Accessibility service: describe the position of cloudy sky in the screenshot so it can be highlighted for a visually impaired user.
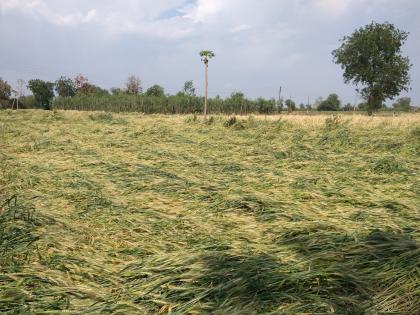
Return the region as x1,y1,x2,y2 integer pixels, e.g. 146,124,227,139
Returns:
1,0,419,105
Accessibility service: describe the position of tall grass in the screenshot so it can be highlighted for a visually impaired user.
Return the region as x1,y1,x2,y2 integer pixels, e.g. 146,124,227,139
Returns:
0,110,419,313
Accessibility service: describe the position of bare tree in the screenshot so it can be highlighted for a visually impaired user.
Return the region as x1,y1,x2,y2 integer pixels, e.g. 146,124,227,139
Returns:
126,75,142,95
16,79,25,109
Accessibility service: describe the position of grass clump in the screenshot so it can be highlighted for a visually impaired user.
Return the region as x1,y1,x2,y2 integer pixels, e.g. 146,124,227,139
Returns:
223,116,245,129
371,156,405,173
89,112,114,122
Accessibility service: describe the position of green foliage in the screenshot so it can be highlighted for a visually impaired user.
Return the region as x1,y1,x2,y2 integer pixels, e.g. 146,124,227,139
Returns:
318,93,341,111
27,79,55,109
0,77,12,100
145,85,165,97
18,95,38,109
256,98,276,114
55,76,76,97
199,50,215,62
52,93,277,114
110,87,124,95
358,102,368,111
90,85,110,96
182,80,196,96
343,103,353,111
285,99,296,112
392,97,411,112
333,22,411,114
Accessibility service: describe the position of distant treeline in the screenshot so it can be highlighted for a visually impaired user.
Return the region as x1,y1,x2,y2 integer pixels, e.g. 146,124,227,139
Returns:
0,75,417,114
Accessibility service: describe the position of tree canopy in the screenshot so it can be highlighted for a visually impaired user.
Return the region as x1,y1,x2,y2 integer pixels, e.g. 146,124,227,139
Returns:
332,22,411,115
318,93,341,111
145,85,165,97
55,76,76,97
27,79,55,109
200,50,215,65
0,78,12,100
183,80,196,96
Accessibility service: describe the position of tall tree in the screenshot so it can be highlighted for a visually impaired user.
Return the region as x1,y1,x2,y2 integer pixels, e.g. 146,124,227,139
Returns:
332,22,411,115
55,76,76,97
126,75,142,95
200,50,215,119
27,79,55,109
0,77,12,100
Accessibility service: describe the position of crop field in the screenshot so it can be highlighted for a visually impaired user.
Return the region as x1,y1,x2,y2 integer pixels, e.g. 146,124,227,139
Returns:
1,110,419,314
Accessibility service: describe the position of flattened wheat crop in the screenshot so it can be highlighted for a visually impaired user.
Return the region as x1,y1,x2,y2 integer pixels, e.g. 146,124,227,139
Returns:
1,110,419,314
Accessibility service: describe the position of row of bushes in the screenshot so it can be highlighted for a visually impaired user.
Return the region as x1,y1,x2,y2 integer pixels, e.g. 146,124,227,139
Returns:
52,94,278,114
0,96,40,110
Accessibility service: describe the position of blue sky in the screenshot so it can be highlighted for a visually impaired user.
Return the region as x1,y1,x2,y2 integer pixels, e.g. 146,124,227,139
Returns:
1,0,419,105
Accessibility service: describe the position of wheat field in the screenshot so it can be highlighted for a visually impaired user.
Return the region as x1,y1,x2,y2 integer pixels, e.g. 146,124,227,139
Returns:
1,110,419,314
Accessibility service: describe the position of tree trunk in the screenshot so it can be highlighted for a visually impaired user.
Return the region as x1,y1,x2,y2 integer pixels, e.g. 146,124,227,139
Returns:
367,94,373,116
204,63,208,120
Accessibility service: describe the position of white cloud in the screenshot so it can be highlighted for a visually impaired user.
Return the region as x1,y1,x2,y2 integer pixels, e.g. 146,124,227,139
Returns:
230,24,251,33
314,0,354,16
184,0,228,23
0,0,97,26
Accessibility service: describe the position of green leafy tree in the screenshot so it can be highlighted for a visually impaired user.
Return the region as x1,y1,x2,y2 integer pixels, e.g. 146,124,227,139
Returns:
183,80,196,96
257,97,276,114
285,99,296,112
392,97,411,112
55,76,76,97
318,93,341,111
145,85,165,97
332,22,411,115
0,77,12,100
27,79,55,109
200,50,215,119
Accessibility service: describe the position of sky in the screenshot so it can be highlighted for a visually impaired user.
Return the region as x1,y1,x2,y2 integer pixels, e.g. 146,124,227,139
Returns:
0,0,419,105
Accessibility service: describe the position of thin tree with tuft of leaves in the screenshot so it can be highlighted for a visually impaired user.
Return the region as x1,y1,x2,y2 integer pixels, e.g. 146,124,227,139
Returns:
200,50,215,120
